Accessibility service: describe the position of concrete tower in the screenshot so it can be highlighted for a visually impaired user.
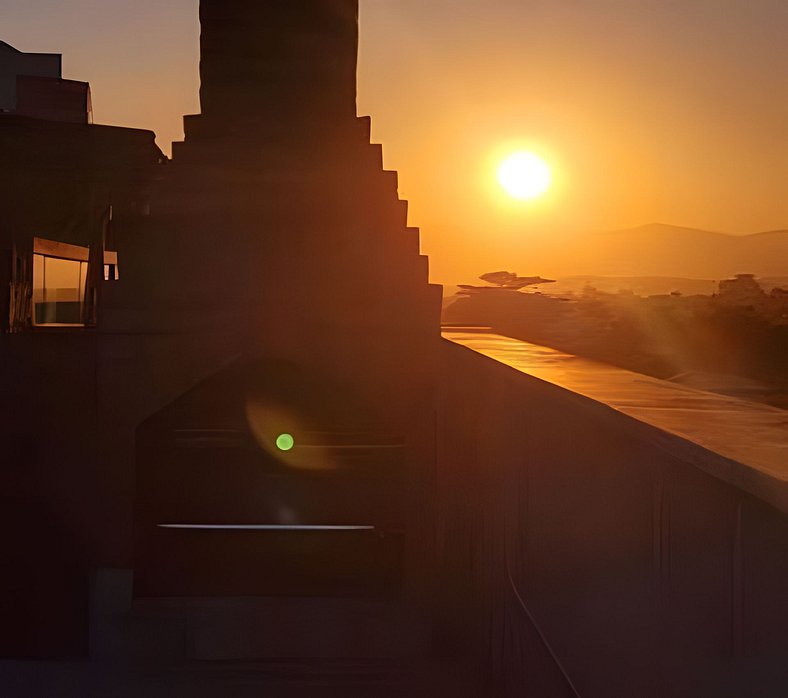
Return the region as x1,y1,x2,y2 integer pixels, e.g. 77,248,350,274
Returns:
99,0,441,602
106,0,441,406
197,0,360,140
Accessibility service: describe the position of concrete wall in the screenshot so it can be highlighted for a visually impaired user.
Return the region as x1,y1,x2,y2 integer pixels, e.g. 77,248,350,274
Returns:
0,333,98,658
437,340,788,697
0,118,162,657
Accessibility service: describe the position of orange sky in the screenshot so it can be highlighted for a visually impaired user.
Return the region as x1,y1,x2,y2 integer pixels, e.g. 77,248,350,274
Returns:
5,0,788,283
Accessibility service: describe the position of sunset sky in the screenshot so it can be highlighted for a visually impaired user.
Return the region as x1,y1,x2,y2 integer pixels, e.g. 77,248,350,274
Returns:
4,0,787,283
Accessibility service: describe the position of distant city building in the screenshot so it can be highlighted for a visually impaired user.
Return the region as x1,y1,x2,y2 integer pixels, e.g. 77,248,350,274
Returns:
717,272,766,306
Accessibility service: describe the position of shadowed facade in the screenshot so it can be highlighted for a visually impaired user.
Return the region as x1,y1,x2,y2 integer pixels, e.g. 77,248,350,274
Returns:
1,0,441,662
101,0,442,602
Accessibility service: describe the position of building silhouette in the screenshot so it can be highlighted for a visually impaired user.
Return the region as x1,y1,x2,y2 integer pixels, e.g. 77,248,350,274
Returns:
0,40,91,124
1,1,786,695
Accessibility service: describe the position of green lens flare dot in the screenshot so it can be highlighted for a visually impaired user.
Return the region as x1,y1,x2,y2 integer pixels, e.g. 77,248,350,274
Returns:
276,433,295,451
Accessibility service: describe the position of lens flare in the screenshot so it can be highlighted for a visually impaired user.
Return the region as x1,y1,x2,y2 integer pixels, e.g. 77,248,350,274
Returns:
245,395,335,470
276,433,295,451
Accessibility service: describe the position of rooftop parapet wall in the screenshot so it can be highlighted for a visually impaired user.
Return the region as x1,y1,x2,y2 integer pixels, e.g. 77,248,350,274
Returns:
15,75,91,124
438,331,788,696
443,330,788,514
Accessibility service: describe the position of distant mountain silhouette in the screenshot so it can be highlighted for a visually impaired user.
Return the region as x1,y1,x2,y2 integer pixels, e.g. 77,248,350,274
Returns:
538,224,788,279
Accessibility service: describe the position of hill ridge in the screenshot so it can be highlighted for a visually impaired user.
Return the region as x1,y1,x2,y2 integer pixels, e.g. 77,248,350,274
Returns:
531,223,788,279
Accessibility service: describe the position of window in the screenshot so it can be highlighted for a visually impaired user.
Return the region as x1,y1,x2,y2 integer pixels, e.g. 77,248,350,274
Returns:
104,250,119,282
32,239,89,326
31,238,120,327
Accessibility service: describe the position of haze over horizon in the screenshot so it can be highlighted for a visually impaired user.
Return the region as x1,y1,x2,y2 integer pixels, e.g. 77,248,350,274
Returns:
4,0,787,283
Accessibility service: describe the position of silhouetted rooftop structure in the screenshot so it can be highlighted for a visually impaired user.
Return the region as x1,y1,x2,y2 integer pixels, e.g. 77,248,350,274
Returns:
0,40,91,124
0,40,60,110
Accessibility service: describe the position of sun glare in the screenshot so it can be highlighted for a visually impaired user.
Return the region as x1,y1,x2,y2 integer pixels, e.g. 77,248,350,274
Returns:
497,151,552,201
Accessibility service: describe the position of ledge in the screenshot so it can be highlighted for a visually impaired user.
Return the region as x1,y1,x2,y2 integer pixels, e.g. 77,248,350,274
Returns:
443,330,788,514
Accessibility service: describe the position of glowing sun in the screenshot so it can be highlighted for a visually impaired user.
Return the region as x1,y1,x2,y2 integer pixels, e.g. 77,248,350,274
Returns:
497,151,552,200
